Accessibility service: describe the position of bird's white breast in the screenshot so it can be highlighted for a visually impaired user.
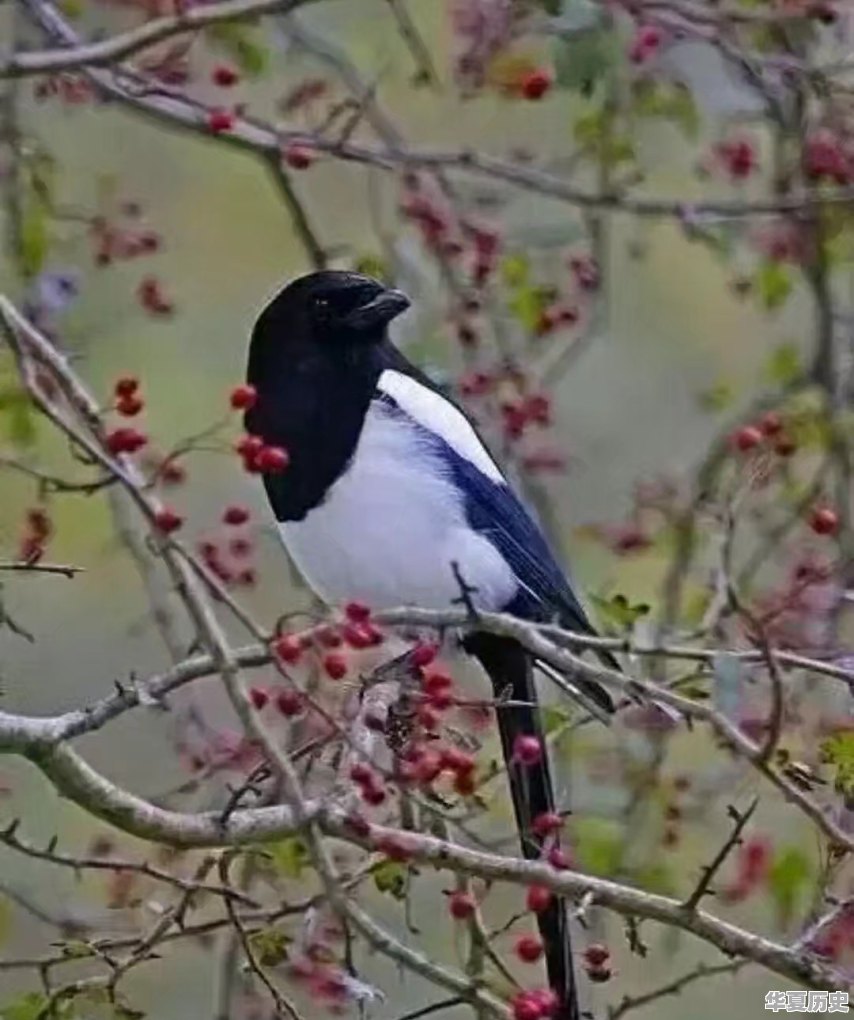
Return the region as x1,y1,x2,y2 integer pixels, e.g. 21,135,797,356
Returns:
278,395,516,612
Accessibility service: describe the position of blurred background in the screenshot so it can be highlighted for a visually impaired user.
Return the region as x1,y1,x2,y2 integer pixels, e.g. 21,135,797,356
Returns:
0,1,846,1017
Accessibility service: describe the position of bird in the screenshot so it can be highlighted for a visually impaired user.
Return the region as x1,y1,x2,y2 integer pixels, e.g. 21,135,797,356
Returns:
244,269,618,1020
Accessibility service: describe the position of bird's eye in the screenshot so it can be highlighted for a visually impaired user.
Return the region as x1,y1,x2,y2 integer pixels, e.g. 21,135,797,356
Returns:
314,297,330,312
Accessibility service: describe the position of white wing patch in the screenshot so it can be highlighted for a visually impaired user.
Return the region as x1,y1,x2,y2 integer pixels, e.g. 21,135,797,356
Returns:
377,369,504,484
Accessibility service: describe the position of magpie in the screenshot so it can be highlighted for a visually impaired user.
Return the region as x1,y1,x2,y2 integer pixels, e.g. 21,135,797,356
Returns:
245,270,617,1020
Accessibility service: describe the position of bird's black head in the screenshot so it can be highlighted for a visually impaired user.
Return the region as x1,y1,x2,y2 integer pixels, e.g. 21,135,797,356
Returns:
250,270,409,358
244,270,410,456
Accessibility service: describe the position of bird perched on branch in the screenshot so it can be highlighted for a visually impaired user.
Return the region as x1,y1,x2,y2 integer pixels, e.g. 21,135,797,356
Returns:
245,269,618,1020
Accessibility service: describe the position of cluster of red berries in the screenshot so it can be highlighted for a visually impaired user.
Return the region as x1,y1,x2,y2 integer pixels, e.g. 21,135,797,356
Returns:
91,213,160,267
231,384,290,472
18,506,52,564
114,375,144,417
500,393,552,441
106,377,149,457
349,761,387,806
730,411,796,458
396,740,476,795
197,504,257,587
249,683,304,718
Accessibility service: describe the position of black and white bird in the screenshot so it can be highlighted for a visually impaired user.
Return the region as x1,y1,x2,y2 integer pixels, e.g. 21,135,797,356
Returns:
245,270,617,1020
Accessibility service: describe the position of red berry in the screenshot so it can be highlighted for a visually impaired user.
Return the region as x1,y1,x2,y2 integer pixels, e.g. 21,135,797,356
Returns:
282,142,315,170
584,943,610,966
427,689,454,711
116,394,143,416
731,425,763,452
361,785,387,806
586,964,612,983
422,669,453,695
344,600,371,622
758,411,783,437
525,884,552,913
343,623,373,649
207,107,235,133
249,686,269,710
515,934,544,962
229,384,257,411
547,846,571,870
453,770,477,796
236,434,263,458
513,734,542,767
532,812,563,838
349,762,374,786
810,505,839,536
153,506,183,534
411,642,438,667
222,504,250,526
256,445,289,473
212,65,239,87
273,634,302,664
323,653,347,680
114,376,139,398
448,890,476,920
511,992,542,1020
275,687,303,717
439,746,475,775
106,427,147,454
529,989,558,1017
520,69,552,101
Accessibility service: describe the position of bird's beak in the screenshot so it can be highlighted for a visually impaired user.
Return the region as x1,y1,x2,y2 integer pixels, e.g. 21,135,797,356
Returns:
344,287,410,332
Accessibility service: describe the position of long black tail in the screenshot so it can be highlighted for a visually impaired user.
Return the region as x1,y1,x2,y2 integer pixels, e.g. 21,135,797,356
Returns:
464,633,583,1020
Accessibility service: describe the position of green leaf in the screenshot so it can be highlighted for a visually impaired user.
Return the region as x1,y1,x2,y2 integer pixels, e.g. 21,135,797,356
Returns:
756,261,792,311
768,846,811,925
508,284,548,332
542,705,570,735
207,24,269,77
372,859,408,900
821,732,854,795
554,28,615,95
248,926,291,967
269,837,309,879
765,342,802,386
